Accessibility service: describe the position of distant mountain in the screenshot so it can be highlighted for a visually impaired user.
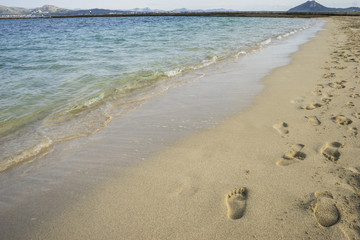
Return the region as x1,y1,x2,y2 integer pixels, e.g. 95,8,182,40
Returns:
0,5,31,15
0,4,71,16
32,5,71,14
130,8,156,12
71,8,129,15
171,8,231,13
0,4,236,17
288,0,360,12
61,7,234,15
35,5,69,13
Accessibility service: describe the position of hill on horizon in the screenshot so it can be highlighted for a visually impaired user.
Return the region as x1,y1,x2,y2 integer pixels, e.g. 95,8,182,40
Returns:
288,0,360,12
0,4,72,16
0,4,235,17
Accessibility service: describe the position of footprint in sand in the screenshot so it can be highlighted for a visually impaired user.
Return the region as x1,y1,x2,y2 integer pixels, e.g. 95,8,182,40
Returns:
312,89,322,96
312,84,324,96
320,142,343,162
329,81,346,89
301,103,322,110
290,97,305,104
346,102,355,108
226,187,247,220
348,127,358,137
334,65,347,70
313,191,340,227
273,122,289,137
353,113,360,119
323,73,336,79
305,116,321,126
276,144,306,166
331,115,352,126
321,96,332,104
350,93,360,98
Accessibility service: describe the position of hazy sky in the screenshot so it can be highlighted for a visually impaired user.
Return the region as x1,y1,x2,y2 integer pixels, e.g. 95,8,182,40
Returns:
1,0,359,11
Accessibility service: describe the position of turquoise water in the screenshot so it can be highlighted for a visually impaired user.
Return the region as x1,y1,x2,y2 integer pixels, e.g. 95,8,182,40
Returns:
0,16,315,171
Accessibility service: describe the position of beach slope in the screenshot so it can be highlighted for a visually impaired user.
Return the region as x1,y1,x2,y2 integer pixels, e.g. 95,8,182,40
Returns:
31,17,360,239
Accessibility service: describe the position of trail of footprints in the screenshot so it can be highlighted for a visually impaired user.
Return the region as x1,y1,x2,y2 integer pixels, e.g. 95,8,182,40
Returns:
267,22,360,233
226,20,360,236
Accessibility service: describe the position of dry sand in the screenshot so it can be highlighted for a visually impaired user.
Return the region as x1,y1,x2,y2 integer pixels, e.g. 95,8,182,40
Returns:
30,17,360,239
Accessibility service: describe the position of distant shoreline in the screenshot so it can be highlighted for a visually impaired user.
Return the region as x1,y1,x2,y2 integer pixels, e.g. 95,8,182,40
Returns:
1,11,360,19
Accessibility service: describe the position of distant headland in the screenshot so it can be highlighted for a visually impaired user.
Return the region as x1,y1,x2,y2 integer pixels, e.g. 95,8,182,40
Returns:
288,0,360,12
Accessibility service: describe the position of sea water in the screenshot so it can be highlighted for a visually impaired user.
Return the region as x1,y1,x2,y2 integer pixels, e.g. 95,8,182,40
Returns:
0,16,316,172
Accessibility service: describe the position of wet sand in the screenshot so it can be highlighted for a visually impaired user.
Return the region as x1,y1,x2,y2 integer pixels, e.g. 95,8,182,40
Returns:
3,17,360,239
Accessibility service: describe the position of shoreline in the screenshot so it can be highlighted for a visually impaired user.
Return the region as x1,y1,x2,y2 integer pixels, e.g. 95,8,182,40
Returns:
0,17,315,174
2,17,360,239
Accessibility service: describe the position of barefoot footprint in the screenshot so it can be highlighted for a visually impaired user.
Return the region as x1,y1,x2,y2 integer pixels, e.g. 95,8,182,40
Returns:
353,113,360,119
334,65,347,70
320,142,343,162
312,89,322,96
301,103,322,110
276,144,306,166
331,115,352,125
321,96,332,104
305,116,321,126
273,122,289,137
313,191,340,227
346,102,355,108
323,73,336,79
226,187,247,220
329,81,346,89
312,84,324,96
290,97,305,104
348,127,358,136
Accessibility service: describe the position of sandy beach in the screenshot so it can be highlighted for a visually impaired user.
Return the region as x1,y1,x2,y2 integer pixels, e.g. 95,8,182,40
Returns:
4,16,360,239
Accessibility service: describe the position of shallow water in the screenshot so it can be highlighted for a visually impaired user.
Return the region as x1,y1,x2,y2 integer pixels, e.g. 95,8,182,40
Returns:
0,16,316,172
0,18,325,219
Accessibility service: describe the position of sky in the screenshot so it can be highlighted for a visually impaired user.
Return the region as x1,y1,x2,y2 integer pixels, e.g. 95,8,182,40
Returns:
0,0,359,11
